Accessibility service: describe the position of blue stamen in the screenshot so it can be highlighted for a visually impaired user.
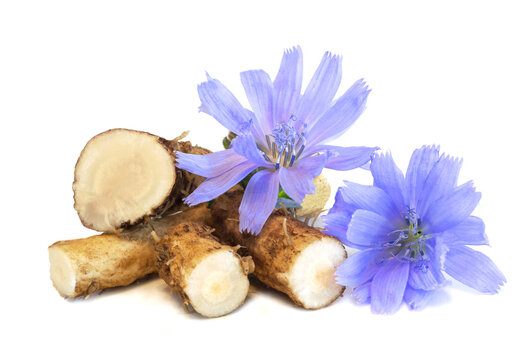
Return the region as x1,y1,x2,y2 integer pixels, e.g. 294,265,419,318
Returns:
415,260,430,273
385,207,432,264
263,118,306,169
266,135,272,151
294,144,305,161
271,140,278,159
289,154,296,167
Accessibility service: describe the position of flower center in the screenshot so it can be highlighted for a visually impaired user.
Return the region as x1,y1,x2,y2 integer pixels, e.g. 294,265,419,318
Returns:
385,208,432,271
259,115,306,169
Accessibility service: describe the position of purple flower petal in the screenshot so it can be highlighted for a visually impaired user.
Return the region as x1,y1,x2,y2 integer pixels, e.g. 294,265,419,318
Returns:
239,169,280,234
294,152,328,178
322,181,384,244
346,210,394,248
371,259,410,314
427,237,448,280
240,70,274,140
416,154,463,216
231,133,271,167
305,79,370,148
423,181,481,233
322,211,352,244
198,75,253,135
408,261,445,291
444,245,506,294
310,144,378,171
404,287,435,311
370,152,406,215
339,181,402,226
184,161,258,205
443,216,489,246
176,149,247,178
405,145,440,208
323,182,368,244
326,185,352,215
296,51,342,128
273,46,303,125
408,238,447,291
352,282,371,305
278,166,315,203
335,249,383,287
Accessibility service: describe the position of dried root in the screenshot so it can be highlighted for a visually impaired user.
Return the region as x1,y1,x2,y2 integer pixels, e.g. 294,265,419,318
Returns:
155,222,253,318
49,205,210,298
48,234,155,298
73,128,208,232
209,191,346,309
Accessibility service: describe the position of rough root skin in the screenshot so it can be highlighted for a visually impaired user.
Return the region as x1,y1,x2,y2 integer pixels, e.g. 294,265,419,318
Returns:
49,205,211,298
155,222,253,318
48,234,156,298
209,191,347,309
120,203,212,242
73,128,209,232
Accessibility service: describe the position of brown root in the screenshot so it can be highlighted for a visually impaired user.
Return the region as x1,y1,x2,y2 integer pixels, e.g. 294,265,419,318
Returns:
208,191,347,310
49,205,211,298
73,128,209,232
155,222,253,318
48,234,156,298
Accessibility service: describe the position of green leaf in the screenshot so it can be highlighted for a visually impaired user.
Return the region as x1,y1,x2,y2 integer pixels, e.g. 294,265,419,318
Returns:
278,188,292,200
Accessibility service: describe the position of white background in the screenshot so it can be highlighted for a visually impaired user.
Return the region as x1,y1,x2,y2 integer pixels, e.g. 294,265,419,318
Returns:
1,1,528,359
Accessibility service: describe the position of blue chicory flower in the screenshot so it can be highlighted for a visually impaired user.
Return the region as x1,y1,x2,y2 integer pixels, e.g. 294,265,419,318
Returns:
323,145,506,314
177,46,378,234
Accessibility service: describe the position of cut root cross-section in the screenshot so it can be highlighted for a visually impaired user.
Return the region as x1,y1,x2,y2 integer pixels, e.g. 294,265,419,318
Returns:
48,204,212,298
155,222,254,317
208,191,347,309
73,128,208,232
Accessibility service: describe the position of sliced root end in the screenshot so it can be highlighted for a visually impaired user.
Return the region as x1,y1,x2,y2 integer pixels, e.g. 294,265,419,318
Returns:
48,247,77,298
288,236,347,309
185,251,250,318
73,129,177,232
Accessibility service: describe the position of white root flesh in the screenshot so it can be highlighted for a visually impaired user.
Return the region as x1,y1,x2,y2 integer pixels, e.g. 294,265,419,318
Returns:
49,205,211,298
73,128,209,232
48,234,156,298
287,237,347,309
209,191,347,309
73,129,178,232
155,223,253,317
186,251,251,317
